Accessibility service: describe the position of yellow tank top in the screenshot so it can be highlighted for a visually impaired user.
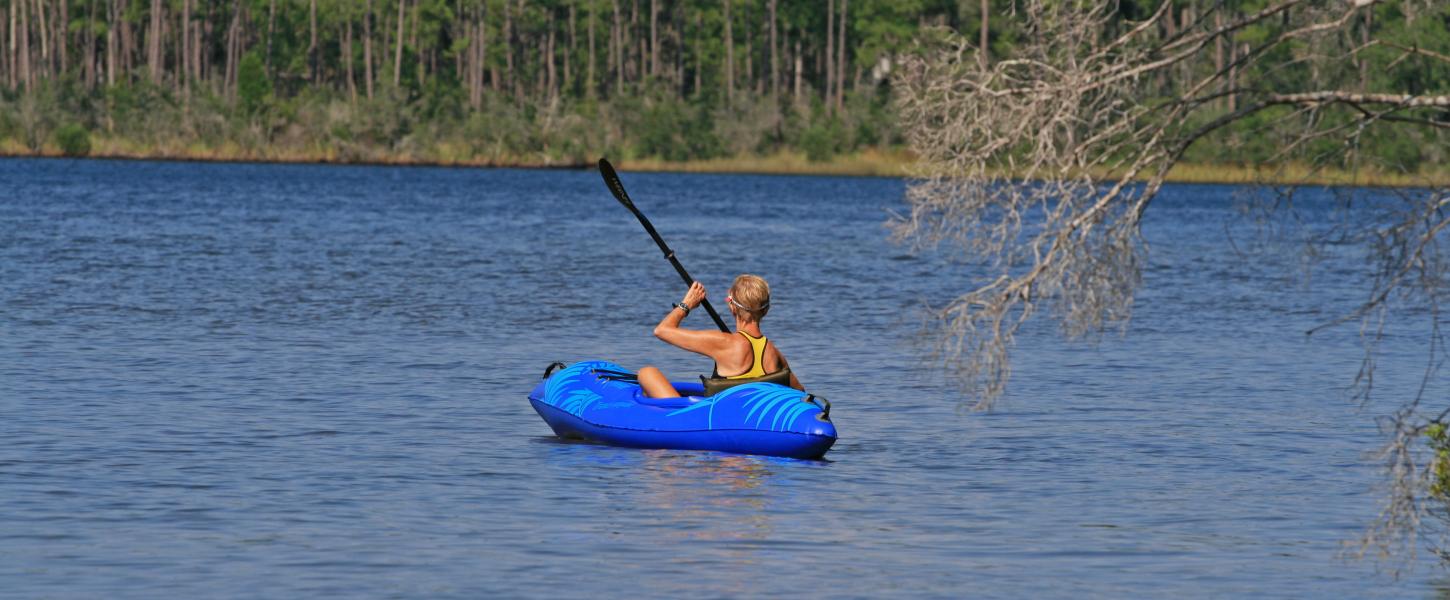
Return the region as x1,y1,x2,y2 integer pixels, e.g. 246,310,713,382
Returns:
723,332,769,379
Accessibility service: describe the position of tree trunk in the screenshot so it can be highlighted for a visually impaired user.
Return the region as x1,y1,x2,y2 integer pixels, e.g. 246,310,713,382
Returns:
1214,9,1224,108
309,0,318,83
723,0,732,106
629,0,638,82
649,0,657,78
345,18,356,101
792,36,801,103
1359,9,1371,91
487,1,498,91
502,0,513,95
266,0,274,74
410,0,420,87
1228,42,1240,113
837,0,846,111
192,0,202,84
611,0,620,95
180,0,190,93
462,4,472,105
478,4,487,103
587,0,595,96
6,5,14,89
364,0,374,98
225,0,241,98
85,0,97,88
829,0,841,112
978,0,988,69
461,4,471,104
392,0,404,86
691,9,700,97
36,0,49,78
58,0,67,75
513,0,524,98
768,0,776,99
565,3,574,92
18,0,29,89
672,2,683,94
148,0,162,83
198,0,209,87
3,6,9,90
453,0,462,82
479,0,490,96
172,0,181,93
546,10,557,102
743,0,752,91
122,0,134,79
106,0,116,86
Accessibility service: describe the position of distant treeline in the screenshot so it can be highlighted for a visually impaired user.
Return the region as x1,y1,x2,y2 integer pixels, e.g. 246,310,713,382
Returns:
0,0,941,105
0,1,1445,172
0,0,965,163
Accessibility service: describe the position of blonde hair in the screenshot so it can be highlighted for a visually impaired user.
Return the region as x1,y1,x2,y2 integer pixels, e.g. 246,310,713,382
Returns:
728,274,771,322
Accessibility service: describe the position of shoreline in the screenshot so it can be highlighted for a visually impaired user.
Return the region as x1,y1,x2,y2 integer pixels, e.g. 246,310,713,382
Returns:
4,144,1445,188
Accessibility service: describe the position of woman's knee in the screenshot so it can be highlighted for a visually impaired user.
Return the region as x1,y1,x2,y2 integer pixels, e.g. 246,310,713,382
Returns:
636,366,676,398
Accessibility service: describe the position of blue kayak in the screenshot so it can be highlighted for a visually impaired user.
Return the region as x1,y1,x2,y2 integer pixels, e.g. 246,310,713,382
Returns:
528,360,837,459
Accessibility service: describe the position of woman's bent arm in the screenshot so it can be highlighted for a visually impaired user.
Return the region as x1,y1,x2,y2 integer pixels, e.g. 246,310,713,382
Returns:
653,282,731,357
654,309,731,356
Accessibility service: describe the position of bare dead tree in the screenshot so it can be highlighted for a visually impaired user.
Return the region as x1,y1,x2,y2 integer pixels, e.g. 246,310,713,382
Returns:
892,0,1448,567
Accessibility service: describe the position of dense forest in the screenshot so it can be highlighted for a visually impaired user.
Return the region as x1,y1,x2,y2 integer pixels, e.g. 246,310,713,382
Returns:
0,0,962,164
0,0,1445,174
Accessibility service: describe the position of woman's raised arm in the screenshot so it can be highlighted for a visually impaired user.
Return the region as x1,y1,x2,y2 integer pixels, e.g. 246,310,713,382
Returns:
653,282,733,357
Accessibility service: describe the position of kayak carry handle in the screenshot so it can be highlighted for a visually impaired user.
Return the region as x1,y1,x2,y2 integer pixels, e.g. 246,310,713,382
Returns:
805,394,831,422
543,361,568,379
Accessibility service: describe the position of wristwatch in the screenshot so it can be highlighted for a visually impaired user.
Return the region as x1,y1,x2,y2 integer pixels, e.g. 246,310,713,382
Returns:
672,302,691,315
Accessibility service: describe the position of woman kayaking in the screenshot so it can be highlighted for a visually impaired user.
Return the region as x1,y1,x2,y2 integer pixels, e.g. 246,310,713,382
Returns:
638,274,804,398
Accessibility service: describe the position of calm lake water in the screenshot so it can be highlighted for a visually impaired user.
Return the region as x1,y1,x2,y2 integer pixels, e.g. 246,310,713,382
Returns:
3,157,1446,597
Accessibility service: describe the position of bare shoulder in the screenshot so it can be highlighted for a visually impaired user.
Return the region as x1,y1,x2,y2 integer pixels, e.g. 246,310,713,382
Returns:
658,326,744,357
763,337,790,371
696,329,744,351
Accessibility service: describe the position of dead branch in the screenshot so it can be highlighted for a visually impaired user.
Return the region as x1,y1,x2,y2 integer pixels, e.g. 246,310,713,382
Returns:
894,0,1449,567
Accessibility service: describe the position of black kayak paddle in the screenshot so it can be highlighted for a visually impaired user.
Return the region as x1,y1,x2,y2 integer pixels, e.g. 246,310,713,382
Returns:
598,158,730,333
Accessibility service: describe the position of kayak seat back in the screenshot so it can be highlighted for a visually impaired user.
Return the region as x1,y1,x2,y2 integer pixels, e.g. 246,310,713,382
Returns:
701,367,793,396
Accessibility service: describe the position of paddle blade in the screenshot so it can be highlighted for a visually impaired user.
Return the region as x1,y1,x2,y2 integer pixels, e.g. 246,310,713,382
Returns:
598,158,635,209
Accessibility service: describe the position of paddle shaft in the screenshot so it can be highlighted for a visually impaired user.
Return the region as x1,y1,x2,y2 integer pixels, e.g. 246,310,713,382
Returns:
598,158,730,333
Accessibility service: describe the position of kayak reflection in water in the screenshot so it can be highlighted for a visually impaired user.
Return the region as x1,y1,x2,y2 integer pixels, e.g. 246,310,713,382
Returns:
638,274,805,399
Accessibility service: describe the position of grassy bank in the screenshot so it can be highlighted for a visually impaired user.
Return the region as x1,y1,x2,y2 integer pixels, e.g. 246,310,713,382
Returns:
1160,162,1449,188
0,136,589,169
624,154,1449,187
619,148,915,178
5,139,1445,188
4,79,1443,188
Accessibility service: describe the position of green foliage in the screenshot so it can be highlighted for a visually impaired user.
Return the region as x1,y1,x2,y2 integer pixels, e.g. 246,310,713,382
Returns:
54,124,92,157
800,118,847,162
0,104,15,141
853,0,927,67
1,0,1442,174
238,51,273,114
1429,423,1450,500
632,94,722,161
0,0,941,164
15,83,61,151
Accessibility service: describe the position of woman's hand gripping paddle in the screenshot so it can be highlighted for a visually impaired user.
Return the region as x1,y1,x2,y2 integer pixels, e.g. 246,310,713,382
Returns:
597,158,730,333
